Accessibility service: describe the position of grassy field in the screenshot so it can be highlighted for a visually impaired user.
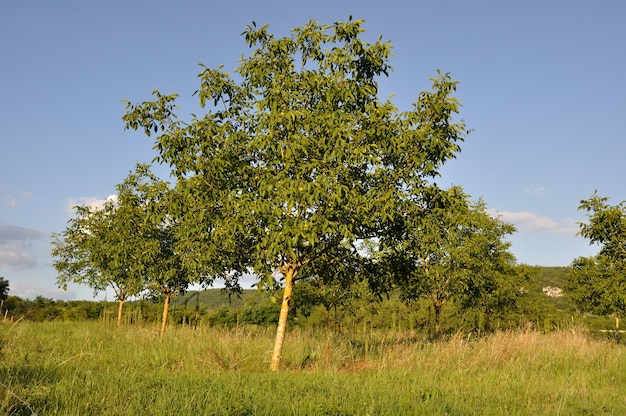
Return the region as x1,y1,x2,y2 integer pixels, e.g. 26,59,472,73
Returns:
1,321,625,415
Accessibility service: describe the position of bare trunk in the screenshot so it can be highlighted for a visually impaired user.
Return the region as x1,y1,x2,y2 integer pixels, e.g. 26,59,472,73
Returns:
160,293,171,340
325,306,330,331
434,302,441,338
484,308,493,333
616,316,620,331
117,299,125,327
270,265,296,371
324,306,331,364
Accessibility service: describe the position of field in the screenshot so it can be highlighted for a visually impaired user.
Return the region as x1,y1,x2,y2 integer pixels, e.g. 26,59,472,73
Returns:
1,321,625,415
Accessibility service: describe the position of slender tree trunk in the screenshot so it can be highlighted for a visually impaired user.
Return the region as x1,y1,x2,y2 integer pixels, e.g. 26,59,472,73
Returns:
324,305,331,364
117,299,125,327
484,308,493,333
325,306,330,331
616,316,620,331
270,265,296,371
433,302,441,338
160,293,171,340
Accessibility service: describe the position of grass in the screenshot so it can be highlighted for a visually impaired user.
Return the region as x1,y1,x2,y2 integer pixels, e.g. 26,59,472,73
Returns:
1,321,625,415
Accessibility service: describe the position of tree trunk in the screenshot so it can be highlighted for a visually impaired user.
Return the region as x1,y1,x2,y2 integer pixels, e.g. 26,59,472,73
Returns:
160,292,171,340
270,265,296,371
325,306,330,331
484,308,493,333
117,299,125,327
433,302,441,338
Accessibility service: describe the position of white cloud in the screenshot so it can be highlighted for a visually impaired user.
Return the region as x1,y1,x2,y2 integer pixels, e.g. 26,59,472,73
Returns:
523,185,547,196
489,209,579,235
0,242,38,270
0,224,47,270
0,224,47,244
65,194,118,213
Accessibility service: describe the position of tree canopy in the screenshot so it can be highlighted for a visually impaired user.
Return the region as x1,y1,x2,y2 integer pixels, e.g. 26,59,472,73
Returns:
0,277,9,302
385,188,522,335
52,164,196,330
566,192,626,329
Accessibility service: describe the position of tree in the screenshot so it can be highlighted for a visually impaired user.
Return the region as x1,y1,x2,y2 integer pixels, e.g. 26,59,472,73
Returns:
567,255,625,329
456,206,529,332
52,164,172,327
140,193,198,339
566,192,626,329
0,277,8,302
388,188,520,336
577,192,626,261
0,276,9,318
123,18,466,370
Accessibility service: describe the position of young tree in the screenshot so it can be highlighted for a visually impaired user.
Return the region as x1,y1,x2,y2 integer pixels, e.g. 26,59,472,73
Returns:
577,192,626,261
566,192,626,329
52,164,176,327
455,207,528,332
140,200,198,339
388,189,520,336
123,18,466,370
567,255,625,329
53,201,143,326
0,277,9,301
0,277,9,317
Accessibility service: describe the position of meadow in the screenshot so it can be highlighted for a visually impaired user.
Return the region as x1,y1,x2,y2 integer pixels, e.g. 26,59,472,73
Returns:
1,321,625,415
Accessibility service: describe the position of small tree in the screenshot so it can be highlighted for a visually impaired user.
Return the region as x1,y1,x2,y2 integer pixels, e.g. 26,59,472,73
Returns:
292,243,371,329
0,276,9,318
566,192,626,329
123,18,466,369
388,188,520,336
52,164,171,326
577,192,626,261
0,277,8,302
567,255,625,329
456,208,528,332
141,205,196,339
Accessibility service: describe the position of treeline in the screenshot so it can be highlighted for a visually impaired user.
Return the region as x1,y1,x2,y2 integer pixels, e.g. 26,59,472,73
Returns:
2,267,616,335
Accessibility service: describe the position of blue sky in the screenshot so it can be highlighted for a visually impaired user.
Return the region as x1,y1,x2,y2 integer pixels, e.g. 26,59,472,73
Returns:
1,0,624,300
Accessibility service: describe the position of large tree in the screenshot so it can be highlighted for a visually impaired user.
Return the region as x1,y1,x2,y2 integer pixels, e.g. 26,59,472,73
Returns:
123,18,466,370
566,192,626,329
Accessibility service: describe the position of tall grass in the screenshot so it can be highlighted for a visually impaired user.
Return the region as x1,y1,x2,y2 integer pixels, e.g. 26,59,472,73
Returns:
1,321,625,415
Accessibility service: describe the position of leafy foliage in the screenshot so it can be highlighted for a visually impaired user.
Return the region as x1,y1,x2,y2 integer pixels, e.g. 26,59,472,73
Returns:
0,277,8,301
384,189,523,335
51,164,199,329
578,192,626,261
51,167,156,309
122,18,466,369
566,193,626,327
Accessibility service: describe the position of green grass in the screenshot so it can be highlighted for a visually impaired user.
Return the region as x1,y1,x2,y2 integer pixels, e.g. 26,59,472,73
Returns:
1,321,625,415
